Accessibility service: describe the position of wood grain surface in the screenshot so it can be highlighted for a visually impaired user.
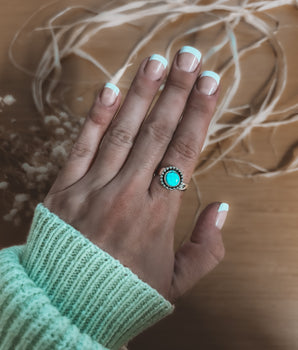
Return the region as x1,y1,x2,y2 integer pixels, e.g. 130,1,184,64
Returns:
0,1,298,349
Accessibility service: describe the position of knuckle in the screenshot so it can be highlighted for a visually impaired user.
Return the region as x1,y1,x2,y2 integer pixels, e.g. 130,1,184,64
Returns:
172,136,199,161
131,78,154,99
88,109,108,126
70,140,92,159
108,127,134,148
88,96,110,126
189,98,215,118
207,242,225,264
167,76,190,96
145,121,172,144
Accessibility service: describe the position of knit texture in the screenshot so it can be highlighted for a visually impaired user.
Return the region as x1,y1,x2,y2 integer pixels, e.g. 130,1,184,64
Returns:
0,245,107,350
0,203,174,350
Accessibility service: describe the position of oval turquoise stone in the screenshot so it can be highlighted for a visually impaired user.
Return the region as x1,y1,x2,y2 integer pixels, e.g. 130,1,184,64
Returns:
164,170,181,187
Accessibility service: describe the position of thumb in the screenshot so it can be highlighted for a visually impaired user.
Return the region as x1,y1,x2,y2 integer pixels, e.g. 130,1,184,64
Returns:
169,202,229,302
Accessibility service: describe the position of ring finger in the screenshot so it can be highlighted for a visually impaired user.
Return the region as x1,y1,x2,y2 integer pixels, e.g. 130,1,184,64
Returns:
150,71,221,198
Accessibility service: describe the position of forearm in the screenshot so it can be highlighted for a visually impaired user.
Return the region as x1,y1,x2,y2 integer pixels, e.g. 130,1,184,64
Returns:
0,203,174,350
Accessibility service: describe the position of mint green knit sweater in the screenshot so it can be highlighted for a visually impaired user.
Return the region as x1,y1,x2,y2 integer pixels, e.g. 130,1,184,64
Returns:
0,203,174,350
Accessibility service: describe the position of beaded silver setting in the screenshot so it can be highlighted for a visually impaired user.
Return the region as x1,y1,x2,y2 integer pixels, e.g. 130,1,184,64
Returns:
158,166,188,191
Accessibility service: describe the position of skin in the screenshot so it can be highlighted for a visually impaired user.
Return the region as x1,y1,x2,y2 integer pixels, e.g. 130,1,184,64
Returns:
43,48,225,303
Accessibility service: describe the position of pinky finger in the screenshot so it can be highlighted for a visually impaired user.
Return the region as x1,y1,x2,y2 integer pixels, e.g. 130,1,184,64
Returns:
49,83,121,194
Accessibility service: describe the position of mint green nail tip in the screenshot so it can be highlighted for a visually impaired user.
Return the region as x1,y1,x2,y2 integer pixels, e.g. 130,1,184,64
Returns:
149,54,168,68
201,70,220,85
179,46,202,63
104,82,120,96
218,203,229,212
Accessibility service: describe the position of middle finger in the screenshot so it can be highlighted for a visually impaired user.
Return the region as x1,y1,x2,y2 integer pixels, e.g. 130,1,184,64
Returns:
119,46,202,184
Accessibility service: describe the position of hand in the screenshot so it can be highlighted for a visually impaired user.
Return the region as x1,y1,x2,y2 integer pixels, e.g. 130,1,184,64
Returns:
43,47,227,302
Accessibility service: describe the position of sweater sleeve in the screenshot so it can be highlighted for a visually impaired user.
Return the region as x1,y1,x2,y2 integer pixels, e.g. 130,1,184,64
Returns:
0,203,174,350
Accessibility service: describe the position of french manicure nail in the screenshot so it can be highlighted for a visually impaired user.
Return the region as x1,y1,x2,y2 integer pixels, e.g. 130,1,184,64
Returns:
145,54,168,81
197,70,220,95
216,202,229,229
177,46,201,72
101,82,119,106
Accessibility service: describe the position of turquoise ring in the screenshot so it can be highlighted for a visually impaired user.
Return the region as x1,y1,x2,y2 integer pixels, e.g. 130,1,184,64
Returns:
158,166,188,191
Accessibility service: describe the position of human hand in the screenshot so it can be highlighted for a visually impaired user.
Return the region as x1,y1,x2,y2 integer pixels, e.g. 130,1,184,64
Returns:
43,46,228,302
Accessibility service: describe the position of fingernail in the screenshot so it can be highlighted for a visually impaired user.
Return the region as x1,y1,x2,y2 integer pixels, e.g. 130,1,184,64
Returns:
145,54,168,80
197,71,220,95
177,46,201,72
216,203,229,229
101,82,119,106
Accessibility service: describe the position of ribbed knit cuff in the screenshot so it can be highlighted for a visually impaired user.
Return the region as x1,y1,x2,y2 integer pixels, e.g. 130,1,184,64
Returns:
0,246,108,350
21,203,174,350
